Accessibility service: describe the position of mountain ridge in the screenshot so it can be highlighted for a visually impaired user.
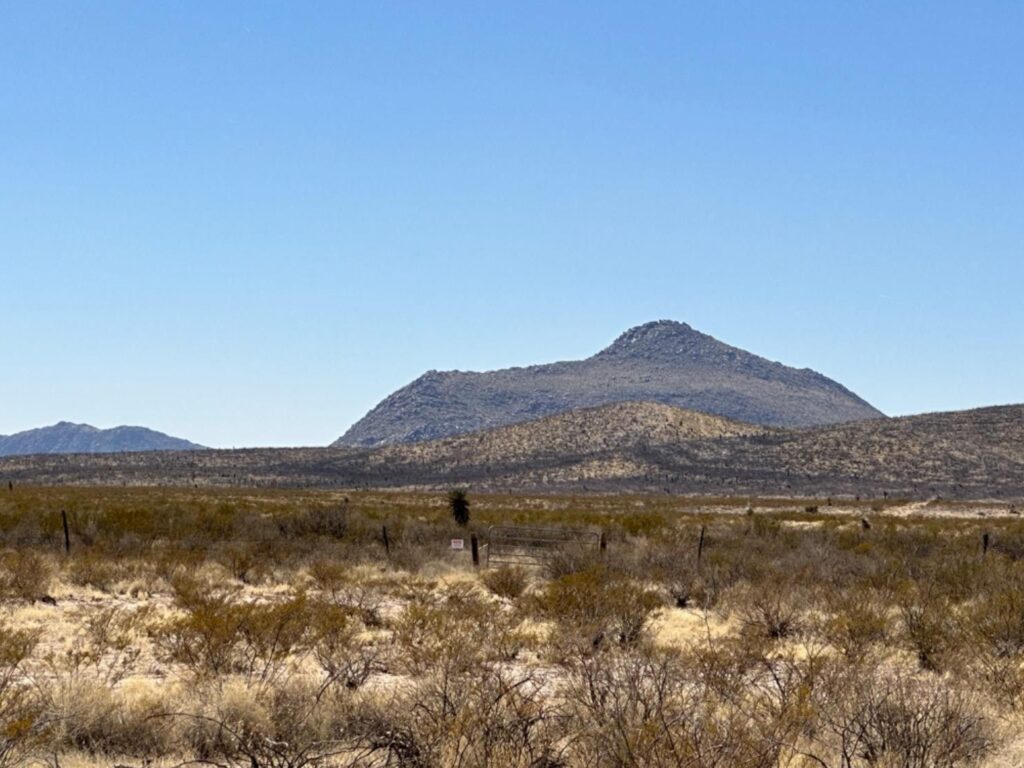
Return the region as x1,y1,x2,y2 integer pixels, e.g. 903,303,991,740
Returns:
0,422,205,457
334,320,884,447
1,403,1021,501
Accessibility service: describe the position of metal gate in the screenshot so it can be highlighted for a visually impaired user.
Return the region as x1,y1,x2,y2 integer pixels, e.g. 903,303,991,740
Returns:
485,524,602,568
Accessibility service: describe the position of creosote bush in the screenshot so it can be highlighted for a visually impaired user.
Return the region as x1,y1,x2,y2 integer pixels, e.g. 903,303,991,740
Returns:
734,579,805,641
0,622,42,768
565,646,798,768
810,664,994,768
0,549,52,601
155,578,317,683
528,567,662,652
480,565,529,599
350,667,564,768
392,583,527,674
819,586,890,660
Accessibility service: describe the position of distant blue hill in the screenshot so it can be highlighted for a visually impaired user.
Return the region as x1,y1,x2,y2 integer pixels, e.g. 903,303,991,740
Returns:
0,421,205,457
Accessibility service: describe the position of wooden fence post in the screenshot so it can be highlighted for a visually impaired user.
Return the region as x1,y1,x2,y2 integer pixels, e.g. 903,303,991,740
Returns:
697,525,706,566
61,510,71,555
983,532,991,557
470,534,479,567
382,525,390,556
599,531,607,554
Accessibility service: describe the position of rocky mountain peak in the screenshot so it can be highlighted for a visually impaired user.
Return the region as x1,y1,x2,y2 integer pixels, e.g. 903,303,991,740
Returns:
594,320,721,362
333,320,885,446
53,421,97,431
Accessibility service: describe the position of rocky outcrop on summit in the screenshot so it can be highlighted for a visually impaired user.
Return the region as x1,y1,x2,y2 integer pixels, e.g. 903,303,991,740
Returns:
0,422,205,457
333,321,884,446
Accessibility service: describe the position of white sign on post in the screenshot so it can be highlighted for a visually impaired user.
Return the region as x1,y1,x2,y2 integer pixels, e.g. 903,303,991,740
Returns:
450,538,465,550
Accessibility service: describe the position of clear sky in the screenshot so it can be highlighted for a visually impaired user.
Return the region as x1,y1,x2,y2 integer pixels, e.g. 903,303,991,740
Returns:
2,2,1021,447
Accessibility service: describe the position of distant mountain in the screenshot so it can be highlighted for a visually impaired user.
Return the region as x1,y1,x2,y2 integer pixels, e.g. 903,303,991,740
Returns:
0,422,204,457
333,320,884,447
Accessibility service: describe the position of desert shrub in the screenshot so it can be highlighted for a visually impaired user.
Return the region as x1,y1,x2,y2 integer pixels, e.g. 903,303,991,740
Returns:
683,547,747,609
1,489,1020,766
179,679,271,763
64,550,126,591
151,543,207,582
309,602,385,691
543,543,603,579
991,529,1024,560
566,649,691,767
0,513,47,548
956,564,1024,706
213,540,274,583
565,647,789,768
37,672,119,756
384,522,453,573
392,584,524,675
932,562,987,605
637,543,700,607
812,669,993,768
308,561,383,626
341,700,427,768
615,588,665,646
102,681,178,759
750,513,782,538
528,568,662,651
0,623,42,768
529,568,608,641
0,625,37,671
79,555,156,596
156,582,314,683
967,566,1024,657
0,549,52,601
81,606,147,684
234,594,313,682
897,589,956,672
732,580,805,641
277,505,349,539
349,667,562,768
386,543,433,573
616,512,669,537
155,582,247,677
308,558,350,598
179,677,352,768
32,606,168,760
820,587,891,660
481,565,528,599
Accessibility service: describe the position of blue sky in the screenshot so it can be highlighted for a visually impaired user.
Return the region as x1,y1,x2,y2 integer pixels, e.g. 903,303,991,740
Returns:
2,2,1021,447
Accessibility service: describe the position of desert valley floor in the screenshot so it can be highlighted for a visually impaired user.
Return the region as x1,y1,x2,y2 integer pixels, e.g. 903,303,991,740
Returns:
2,486,1024,767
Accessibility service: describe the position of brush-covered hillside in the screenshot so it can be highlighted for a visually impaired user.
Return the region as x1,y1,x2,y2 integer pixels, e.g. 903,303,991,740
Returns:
2,403,1022,500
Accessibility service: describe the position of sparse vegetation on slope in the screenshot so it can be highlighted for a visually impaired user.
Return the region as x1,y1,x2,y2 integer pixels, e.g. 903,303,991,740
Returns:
3,402,1022,500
